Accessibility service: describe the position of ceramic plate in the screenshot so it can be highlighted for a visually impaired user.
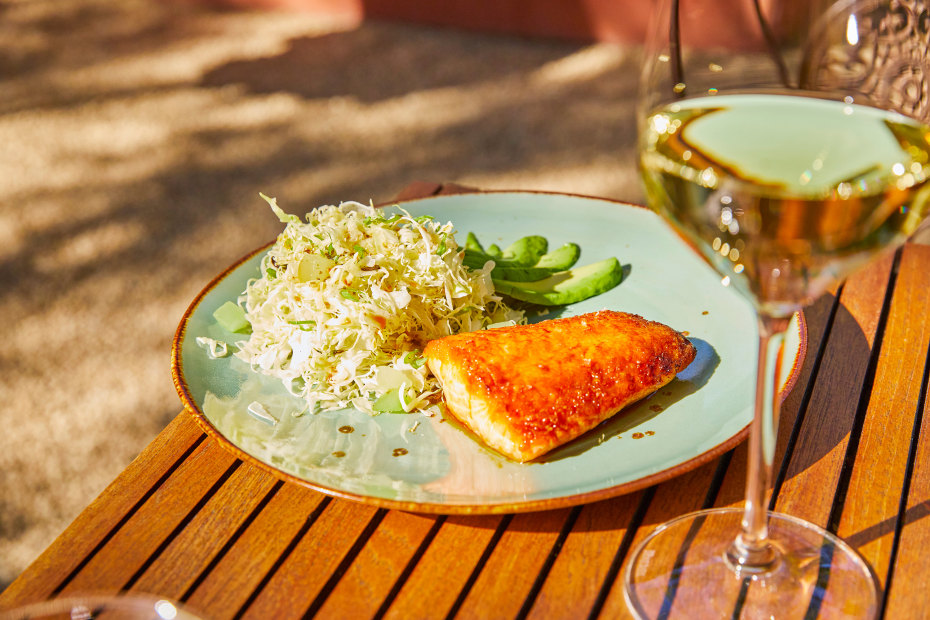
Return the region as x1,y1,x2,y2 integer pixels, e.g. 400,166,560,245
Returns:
172,191,805,513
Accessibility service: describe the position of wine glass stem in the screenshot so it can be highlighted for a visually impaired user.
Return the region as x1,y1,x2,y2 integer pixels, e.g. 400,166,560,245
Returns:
727,312,791,571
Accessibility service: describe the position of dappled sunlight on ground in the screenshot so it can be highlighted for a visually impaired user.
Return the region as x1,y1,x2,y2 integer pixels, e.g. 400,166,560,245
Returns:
0,0,642,586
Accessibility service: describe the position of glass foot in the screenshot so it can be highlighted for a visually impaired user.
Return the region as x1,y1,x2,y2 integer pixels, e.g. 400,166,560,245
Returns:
623,507,879,619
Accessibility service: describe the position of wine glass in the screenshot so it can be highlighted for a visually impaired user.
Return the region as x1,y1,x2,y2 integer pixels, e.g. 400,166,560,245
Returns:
624,0,930,618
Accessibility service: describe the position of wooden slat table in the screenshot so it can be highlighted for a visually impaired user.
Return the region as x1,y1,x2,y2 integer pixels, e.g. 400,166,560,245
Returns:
3,183,930,619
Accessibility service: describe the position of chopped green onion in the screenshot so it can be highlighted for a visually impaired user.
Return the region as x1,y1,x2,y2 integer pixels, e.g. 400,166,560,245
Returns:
415,215,434,224
404,351,427,368
367,213,401,226
436,233,447,256
353,244,367,259
288,320,317,331
340,289,359,301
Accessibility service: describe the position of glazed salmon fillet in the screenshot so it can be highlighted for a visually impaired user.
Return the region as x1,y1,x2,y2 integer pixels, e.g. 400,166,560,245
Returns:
423,310,696,462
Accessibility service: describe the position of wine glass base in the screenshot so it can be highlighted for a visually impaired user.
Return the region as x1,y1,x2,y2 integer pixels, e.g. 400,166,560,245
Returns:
623,507,879,619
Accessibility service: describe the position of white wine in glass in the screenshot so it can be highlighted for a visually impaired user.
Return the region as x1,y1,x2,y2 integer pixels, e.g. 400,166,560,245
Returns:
624,0,930,618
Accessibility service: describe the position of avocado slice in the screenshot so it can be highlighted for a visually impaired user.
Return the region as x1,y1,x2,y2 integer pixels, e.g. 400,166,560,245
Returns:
464,233,546,266
464,232,485,253
491,265,557,282
534,242,580,271
500,235,548,266
463,248,554,281
462,247,495,270
462,238,582,282
492,257,624,306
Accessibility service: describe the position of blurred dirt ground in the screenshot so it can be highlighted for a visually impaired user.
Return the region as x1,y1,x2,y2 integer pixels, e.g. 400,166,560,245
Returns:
0,0,643,587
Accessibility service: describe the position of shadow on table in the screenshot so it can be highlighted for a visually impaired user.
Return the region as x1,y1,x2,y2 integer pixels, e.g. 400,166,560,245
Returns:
771,291,874,503
844,500,930,550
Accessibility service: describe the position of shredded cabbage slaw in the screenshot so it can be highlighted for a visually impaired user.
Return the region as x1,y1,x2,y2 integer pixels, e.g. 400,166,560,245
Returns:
233,195,524,415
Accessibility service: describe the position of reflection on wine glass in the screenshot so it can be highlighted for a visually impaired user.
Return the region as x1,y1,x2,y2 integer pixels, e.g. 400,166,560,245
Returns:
0,593,204,620
624,0,930,618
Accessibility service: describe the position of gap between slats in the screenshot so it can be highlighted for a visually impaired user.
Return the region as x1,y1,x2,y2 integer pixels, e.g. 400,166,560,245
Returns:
824,249,903,537
50,434,208,596
875,307,930,617
515,506,584,620
121,459,244,591
372,515,448,620
444,514,514,620
179,480,286,602
233,495,333,619
300,508,389,619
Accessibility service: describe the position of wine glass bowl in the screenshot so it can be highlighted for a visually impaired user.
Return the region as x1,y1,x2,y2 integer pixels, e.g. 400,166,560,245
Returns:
640,93,930,317
624,0,930,618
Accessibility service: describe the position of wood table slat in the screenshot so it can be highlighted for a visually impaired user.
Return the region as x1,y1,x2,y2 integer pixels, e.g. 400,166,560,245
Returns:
182,482,327,618
524,491,648,620
381,514,505,620
883,368,930,619
836,244,930,587
0,413,206,609
312,510,441,618
127,462,280,601
58,437,240,595
451,508,574,619
240,499,381,619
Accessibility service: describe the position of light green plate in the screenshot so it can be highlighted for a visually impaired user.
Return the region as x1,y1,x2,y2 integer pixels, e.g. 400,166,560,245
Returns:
172,191,805,514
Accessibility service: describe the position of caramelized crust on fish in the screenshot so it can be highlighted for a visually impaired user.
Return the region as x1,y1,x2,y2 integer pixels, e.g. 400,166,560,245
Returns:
424,310,696,462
